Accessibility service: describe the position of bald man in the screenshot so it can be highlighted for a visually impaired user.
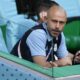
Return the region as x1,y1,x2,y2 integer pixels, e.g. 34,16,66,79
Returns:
11,5,72,68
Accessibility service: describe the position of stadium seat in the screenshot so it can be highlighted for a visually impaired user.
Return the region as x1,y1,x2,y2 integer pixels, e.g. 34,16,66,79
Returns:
63,17,80,53
0,25,8,53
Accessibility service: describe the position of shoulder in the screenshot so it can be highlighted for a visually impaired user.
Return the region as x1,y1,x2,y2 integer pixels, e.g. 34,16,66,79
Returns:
29,29,46,38
28,29,47,41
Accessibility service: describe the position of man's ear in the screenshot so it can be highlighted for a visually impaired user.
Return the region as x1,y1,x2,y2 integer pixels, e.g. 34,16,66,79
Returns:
43,15,48,22
39,11,47,21
44,16,48,23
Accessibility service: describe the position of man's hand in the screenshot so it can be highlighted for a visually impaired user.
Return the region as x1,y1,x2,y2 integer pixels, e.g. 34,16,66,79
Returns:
32,56,58,68
49,61,58,67
54,56,72,67
73,50,80,64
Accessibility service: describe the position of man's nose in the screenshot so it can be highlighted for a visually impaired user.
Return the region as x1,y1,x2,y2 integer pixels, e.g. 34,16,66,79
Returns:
56,22,60,28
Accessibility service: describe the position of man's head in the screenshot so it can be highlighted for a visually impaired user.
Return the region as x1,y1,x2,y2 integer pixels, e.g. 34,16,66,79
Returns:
37,0,59,23
46,5,67,37
27,0,59,22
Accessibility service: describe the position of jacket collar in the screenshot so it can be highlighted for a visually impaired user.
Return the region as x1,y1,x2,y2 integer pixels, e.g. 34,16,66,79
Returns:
42,23,53,42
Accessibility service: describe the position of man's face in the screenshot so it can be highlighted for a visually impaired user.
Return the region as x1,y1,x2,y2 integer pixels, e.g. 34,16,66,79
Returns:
46,6,67,37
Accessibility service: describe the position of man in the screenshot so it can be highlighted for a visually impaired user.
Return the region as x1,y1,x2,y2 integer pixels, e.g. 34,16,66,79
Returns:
6,0,59,52
11,4,73,68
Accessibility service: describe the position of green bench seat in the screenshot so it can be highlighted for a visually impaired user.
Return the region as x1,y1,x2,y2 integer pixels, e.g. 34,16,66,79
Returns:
0,51,80,80
63,17,80,53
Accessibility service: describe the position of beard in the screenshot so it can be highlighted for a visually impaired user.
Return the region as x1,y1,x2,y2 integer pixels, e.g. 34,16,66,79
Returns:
50,29,62,37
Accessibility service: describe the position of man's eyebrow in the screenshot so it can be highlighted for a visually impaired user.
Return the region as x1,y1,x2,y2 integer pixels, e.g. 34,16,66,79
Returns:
51,19,66,23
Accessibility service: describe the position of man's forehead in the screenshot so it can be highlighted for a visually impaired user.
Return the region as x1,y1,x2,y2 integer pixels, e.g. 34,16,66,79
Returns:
47,5,67,17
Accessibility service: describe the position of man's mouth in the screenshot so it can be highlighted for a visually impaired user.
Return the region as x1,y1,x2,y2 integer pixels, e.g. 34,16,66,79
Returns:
52,29,61,33
51,29,61,36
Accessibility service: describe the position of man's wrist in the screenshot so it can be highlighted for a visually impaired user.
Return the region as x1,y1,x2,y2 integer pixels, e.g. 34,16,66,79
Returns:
49,61,58,67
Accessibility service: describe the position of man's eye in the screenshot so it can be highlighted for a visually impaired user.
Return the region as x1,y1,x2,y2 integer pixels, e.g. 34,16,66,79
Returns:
60,21,65,24
51,19,66,25
52,20,57,23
